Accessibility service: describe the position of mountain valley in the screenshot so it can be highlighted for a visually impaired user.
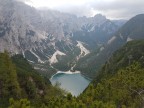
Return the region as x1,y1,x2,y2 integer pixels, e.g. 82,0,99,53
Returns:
0,0,144,108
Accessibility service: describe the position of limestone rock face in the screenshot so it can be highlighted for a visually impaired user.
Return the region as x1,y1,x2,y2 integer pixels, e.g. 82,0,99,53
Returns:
0,0,122,63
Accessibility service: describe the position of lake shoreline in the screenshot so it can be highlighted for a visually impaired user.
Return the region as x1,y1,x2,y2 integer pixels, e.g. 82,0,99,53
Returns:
50,70,81,80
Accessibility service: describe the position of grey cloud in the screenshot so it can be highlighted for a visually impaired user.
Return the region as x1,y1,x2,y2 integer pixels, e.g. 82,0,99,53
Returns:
87,0,144,19
15,0,32,3
17,0,144,19
55,5,94,17
53,0,144,19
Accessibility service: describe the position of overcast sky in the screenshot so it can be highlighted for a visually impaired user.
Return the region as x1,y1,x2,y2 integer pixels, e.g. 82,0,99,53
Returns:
22,0,144,19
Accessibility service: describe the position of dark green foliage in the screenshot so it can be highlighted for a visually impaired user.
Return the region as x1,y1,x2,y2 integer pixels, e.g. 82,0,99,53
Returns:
0,53,64,107
95,40,144,83
0,52,21,97
0,52,21,107
11,54,65,102
8,98,31,108
83,62,144,108
67,93,72,101
32,62,56,79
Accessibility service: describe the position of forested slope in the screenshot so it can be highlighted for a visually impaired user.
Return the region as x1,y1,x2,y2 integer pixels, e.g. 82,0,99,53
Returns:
0,52,64,107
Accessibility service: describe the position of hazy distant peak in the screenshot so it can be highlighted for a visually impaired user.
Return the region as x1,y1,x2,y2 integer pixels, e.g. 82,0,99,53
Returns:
93,14,107,22
94,14,106,19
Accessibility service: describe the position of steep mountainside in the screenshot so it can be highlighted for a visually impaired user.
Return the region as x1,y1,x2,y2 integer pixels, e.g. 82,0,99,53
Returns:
0,0,123,76
7,40,144,108
74,14,144,78
81,40,144,108
94,40,144,82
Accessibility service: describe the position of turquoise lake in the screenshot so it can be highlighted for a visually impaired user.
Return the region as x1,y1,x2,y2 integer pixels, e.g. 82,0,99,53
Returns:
50,71,91,96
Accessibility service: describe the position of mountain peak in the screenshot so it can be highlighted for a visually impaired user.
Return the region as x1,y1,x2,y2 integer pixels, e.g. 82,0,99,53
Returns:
94,14,106,19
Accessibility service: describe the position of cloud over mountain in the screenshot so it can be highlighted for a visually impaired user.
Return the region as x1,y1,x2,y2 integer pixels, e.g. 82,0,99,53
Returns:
16,0,144,19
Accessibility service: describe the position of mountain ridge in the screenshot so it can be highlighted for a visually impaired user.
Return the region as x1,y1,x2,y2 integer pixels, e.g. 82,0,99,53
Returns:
74,14,144,78
0,0,124,77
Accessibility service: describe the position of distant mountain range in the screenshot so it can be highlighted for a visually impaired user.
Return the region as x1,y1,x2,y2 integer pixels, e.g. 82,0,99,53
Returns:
74,14,144,78
0,0,125,77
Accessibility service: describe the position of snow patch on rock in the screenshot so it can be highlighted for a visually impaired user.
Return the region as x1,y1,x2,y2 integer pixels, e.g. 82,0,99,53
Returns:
77,41,90,58
27,59,34,63
120,33,124,39
22,50,25,58
90,26,95,32
50,70,80,80
127,37,133,42
100,47,104,51
57,70,80,74
49,50,66,64
30,49,44,63
108,36,116,44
